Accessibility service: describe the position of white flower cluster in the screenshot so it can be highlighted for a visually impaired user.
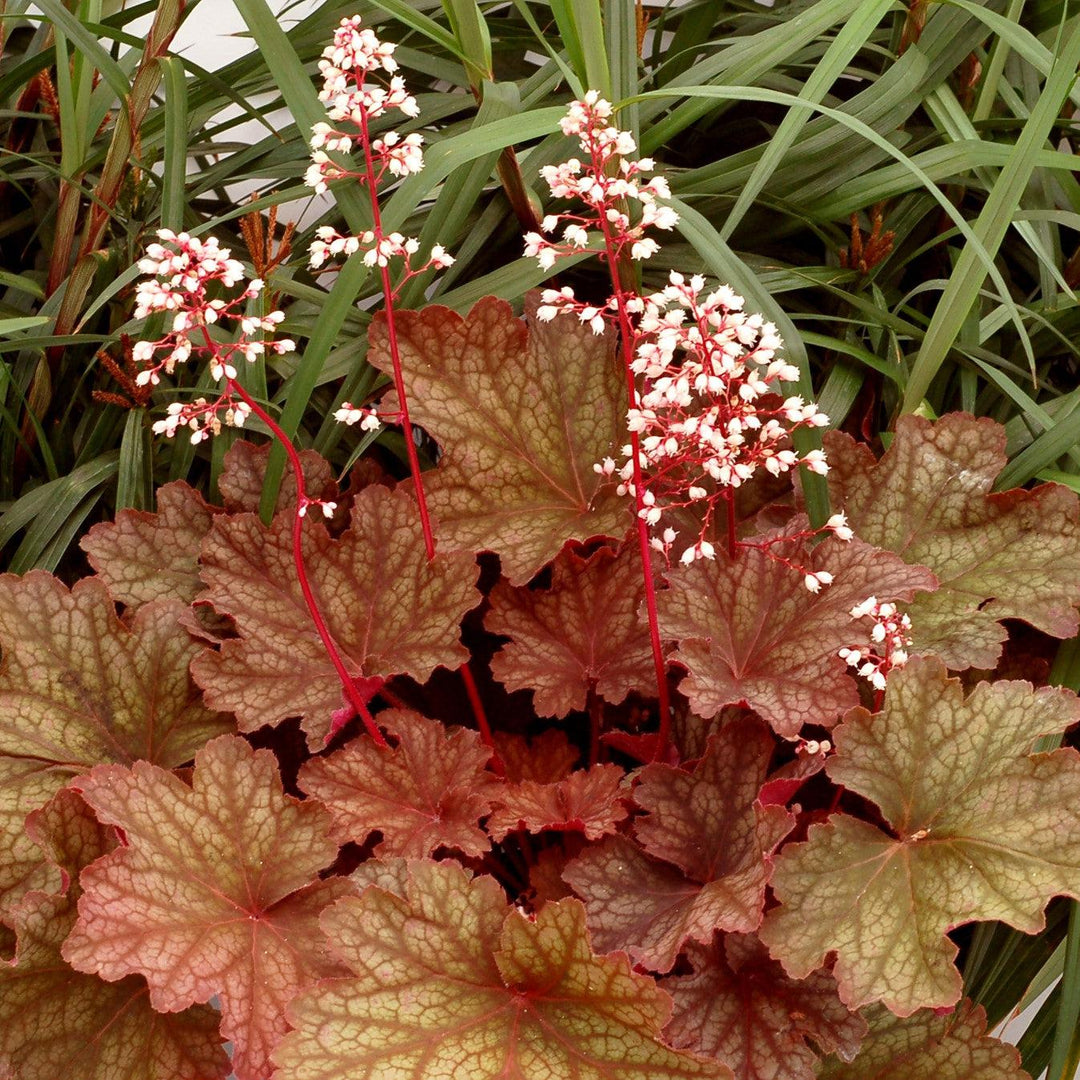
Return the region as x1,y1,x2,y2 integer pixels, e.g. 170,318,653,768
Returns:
305,17,455,292
132,230,295,444
334,401,383,431
304,16,421,196
603,271,837,568
839,596,913,692
524,91,678,275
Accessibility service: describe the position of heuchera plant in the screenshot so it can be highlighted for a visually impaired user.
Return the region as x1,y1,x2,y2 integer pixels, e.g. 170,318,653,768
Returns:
4,15,1080,1080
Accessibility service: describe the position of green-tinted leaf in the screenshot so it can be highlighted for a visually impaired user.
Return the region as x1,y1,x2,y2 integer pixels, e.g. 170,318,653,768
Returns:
825,414,1080,668
192,486,480,747
299,709,496,858
62,736,352,1080
663,934,866,1080
0,574,231,915
273,859,731,1079
761,657,1080,1015
367,295,627,585
0,790,229,1080
817,1000,1028,1079
80,481,218,609
563,718,792,972
486,543,655,717
659,523,937,738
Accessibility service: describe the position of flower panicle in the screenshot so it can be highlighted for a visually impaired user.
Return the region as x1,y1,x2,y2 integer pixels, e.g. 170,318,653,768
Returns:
132,229,294,444
840,597,913,693
304,14,453,298
527,93,843,589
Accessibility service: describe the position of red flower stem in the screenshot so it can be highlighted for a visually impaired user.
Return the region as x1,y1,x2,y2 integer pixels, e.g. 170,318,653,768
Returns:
724,487,738,559
460,662,505,776
587,684,603,768
597,228,672,763
225,375,387,747
357,109,436,560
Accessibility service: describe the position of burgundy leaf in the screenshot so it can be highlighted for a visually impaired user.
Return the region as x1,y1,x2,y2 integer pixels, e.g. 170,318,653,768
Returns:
662,933,866,1080
486,544,655,716
486,764,630,841
192,485,480,746
659,522,937,737
564,717,792,971
299,710,497,858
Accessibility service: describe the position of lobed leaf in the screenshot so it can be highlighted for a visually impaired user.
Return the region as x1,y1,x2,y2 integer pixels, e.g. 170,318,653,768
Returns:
192,485,480,746
659,524,937,737
299,709,496,858
486,544,656,716
563,717,792,972
0,789,229,1080
219,439,339,515
486,763,630,841
0,573,231,917
492,728,579,782
662,933,866,1080
825,413,1080,668
817,1000,1028,1079
62,735,352,1080
367,295,628,584
273,859,731,1079
761,657,1080,1015
80,481,217,609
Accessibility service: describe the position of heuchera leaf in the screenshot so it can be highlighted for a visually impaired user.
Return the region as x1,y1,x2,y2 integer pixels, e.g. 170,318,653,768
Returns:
486,763,630,841
661,933,866,1080
298,709,496,857
760,656,1080,1015
80,481,217,608
0,573,231,916
219,439,339,515
492,729,579,782
817,1000,1028,1079
825,413,1080,668
272,859,732,1080
486,544,656,716
659,523,937,737
367,294,628,584
192,485,480,745
563,717,792,972
0,789,229,1080
61,735,353,1080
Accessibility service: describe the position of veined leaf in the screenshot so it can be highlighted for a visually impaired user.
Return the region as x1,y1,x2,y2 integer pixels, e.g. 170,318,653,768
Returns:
663,934,866,1080
299,710,497,858
0,790,229,1080
659,522,937,737
273,859,731,1079
818,1000,1028,1079
486,543,656,717
761,657,1080,1015
367,295,628,585
63,736,353,1080
0,574,231,917
192,486,481,747
825,413,1080,669
564,718,792,973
